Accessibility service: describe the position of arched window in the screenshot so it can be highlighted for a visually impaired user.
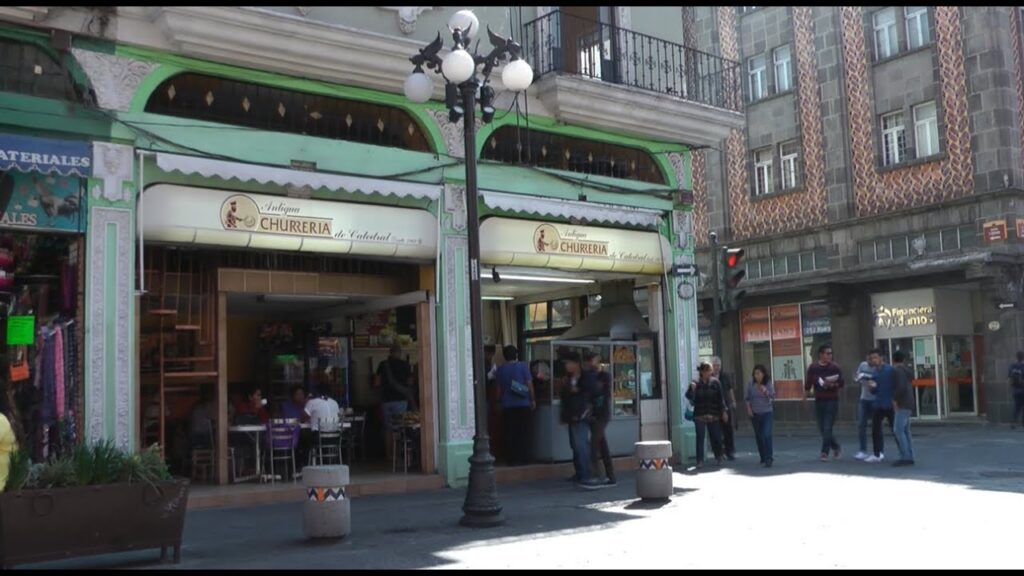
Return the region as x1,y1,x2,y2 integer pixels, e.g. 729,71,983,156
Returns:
0,38,82,101
145,73,432,153
480,125,666,184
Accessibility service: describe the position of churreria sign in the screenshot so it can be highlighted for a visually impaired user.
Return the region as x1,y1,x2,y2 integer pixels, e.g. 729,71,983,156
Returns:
221,194,332,237
533,223,609,256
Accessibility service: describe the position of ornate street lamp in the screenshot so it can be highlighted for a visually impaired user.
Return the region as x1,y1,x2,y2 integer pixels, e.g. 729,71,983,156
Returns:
404,10,533,527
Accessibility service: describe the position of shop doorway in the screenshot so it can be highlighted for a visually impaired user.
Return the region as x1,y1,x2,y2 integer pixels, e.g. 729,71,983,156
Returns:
877,334,977,418
482,267,666,469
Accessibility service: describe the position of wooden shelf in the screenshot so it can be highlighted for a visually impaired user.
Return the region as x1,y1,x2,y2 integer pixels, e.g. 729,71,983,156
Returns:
164,371,218,379
175,325,201,331
166,356,214,362
148,309,178,316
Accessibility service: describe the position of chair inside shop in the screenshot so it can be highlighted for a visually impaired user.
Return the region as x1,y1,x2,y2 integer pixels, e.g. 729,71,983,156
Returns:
267,420,299,483
315,417,343,466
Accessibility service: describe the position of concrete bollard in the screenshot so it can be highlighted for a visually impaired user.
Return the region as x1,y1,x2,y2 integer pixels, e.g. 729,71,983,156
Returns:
635,441,673,500
303,465,351,539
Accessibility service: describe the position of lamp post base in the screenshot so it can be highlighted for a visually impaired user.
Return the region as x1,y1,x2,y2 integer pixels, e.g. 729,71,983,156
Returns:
459,437,504,528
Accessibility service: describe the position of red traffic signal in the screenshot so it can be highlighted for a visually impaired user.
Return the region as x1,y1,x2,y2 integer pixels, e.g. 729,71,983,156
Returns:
725,247,745,269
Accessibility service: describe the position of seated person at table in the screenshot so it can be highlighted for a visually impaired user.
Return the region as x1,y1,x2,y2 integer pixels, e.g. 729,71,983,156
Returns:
234,386,269,425
282,385,314,467
305,385,341,431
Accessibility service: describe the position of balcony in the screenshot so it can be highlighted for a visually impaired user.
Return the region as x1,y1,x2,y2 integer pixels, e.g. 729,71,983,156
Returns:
522,10,745,147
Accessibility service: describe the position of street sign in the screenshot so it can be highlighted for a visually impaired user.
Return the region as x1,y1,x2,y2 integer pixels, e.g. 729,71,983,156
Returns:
671,264,698,276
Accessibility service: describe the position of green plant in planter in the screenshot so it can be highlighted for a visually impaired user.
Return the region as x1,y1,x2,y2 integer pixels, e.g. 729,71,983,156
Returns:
3,442,172,493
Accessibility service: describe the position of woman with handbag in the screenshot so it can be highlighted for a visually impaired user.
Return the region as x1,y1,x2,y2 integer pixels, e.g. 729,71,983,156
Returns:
494,345,536,466
685,361,727,469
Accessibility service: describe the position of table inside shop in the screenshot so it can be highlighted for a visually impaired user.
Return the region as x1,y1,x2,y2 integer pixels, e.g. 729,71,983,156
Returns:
228,420,353,483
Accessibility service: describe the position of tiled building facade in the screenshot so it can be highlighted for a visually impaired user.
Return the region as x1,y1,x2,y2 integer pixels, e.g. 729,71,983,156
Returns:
688,6,1024,426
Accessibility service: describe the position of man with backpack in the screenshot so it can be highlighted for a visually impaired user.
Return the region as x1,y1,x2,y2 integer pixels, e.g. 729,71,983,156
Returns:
494,345,536,466
1010,351,1024,429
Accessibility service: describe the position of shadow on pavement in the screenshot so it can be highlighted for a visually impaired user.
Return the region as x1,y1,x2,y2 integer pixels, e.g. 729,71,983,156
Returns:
25,473,677,571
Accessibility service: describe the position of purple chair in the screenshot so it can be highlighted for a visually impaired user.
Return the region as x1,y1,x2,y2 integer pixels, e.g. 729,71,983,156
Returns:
266,420,299,483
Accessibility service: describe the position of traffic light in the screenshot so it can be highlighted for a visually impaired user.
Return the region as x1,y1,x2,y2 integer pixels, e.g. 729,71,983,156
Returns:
721,246,746,312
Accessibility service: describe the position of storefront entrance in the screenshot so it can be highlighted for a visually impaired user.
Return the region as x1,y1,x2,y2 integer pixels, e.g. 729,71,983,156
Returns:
478,216,672,469
872,288,978,419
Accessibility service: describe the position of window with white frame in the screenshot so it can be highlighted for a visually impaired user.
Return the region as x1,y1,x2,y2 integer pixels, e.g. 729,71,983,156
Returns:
873,8,898,60
748,54,767,101
773,44,792,93
779,140,799,189
905,6,931,50
913,101,939,158
881,111,905,166
753,147,773,196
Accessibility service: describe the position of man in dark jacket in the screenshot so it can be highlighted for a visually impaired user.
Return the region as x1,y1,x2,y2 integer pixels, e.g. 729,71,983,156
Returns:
712,357,737,460
803,345,845,461
561,351,602,489
585,351,615,486
891,350,916,466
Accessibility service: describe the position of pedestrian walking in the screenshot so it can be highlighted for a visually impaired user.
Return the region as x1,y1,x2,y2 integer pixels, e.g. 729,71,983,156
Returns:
803,344,844,461
585,351,616,486
711,357,737,460
560,351,602,489
854,355,875,461
686,361,727,469
866,348,896,463
891,350,916,466
1010,351,1024,429
745,364,775,467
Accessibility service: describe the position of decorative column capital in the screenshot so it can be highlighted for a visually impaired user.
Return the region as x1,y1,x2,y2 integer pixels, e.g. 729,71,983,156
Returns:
71,48,158,112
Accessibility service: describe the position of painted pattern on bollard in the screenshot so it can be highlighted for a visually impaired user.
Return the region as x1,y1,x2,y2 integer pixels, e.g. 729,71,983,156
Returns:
303,465,351,539
635,441,673,501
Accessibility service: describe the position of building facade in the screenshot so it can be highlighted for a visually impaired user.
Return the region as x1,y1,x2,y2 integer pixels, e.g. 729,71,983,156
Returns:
0,6,743,485
687,6,1024,425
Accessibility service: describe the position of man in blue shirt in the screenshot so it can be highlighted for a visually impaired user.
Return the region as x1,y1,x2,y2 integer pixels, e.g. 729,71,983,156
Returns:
866,348,896,463
494,345,535,466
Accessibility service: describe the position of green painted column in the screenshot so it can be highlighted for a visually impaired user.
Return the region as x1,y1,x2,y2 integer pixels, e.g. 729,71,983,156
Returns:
665,209,699,463
83,142,136,451
436,183,476,487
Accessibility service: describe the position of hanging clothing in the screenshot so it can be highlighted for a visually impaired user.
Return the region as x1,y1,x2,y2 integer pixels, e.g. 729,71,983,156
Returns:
54,326,65,421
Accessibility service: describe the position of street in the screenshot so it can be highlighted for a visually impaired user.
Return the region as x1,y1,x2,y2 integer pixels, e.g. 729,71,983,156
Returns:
32,424,1024,570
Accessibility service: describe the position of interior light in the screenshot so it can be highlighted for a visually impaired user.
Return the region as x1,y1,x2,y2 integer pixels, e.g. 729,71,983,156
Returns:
485,270,595,284
482,296,514,301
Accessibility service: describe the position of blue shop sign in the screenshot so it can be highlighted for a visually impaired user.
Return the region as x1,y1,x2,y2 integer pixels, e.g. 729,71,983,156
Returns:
0,134,88,233
0,133,92,177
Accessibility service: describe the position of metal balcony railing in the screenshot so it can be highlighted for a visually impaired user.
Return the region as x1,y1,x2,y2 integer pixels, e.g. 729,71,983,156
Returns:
522,10,742,112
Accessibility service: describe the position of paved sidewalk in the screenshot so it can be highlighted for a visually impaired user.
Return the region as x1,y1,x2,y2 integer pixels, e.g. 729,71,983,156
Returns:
29,424,1024,570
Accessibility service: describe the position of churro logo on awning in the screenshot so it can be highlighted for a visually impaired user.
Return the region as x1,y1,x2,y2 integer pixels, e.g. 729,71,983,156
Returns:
220,194,332,237
532,224,608,256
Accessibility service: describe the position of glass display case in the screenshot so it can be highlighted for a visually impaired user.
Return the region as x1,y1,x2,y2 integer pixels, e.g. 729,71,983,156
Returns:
530,339,641,462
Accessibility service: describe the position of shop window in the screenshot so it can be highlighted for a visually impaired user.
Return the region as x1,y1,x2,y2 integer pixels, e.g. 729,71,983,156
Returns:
913,101,939,158
753,147,773,196
550,298,573,329
773,45,792,94
940,227,959,252
145,73,432,153
890,236,908,259
786,254,800,274
813,248,829,269
875,238,893,260
873,8,899,61
799,252,813,272
905,6,931,50
0,38,81,101
480,125,666,184
881,111,906,166
779,140,800,190
524,302,549,331
958,225,979,249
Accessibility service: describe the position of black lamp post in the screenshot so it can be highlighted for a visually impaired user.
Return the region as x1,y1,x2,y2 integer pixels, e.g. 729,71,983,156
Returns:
403,10,534,528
